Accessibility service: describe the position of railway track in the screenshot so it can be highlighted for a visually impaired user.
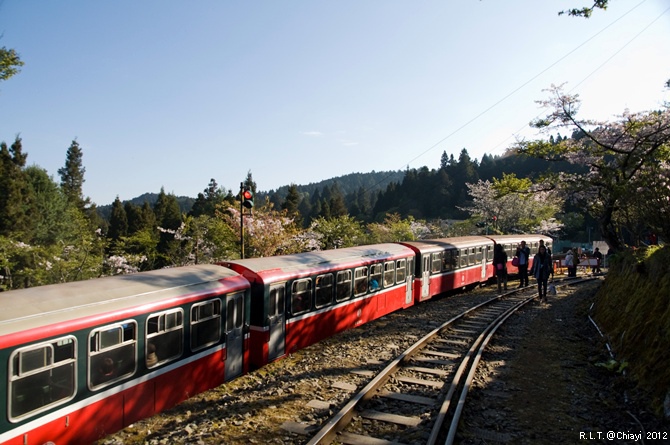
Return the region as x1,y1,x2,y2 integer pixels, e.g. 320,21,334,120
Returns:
306,278,595,445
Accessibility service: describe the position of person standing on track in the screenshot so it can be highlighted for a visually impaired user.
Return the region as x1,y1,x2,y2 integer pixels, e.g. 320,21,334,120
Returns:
516,240,531,288
493,244,508,294
531,244,553,303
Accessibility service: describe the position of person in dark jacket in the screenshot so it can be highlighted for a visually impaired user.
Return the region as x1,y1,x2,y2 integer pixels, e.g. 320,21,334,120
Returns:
531,244,553,303
492,244,508,294
515,241,531,287
593,247,603,274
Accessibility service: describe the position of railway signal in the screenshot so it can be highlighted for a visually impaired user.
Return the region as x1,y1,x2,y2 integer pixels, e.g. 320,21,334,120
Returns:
242,188,254,208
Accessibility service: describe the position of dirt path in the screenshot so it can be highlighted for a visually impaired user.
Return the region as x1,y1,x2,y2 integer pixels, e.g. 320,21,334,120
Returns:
458,281,668,444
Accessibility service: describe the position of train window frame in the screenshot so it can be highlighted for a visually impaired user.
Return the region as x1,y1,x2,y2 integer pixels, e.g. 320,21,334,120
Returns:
190,299,222,352
8,336,77,422
369,263,383,291
269,284,285,317
395,259,406,284
383,261,395,287
336,270,352,302
146,308,184,369
469,247,476,265
353,266,368,296
88,320,137,391
431,252,443,273
459,249,467,268
226,291,245,332
291,278,312,315
315,273,334,308
443,249,457,271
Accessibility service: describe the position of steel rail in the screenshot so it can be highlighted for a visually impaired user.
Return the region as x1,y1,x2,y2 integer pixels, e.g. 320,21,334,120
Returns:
442,277,597,445
306,292,521,445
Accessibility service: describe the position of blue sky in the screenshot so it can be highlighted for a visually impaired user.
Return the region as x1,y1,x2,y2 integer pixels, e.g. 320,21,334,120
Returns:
1,1,669,206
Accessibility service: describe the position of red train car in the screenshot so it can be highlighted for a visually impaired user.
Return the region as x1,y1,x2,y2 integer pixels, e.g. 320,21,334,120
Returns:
399,236,495,302
221,243,416,369
0,265,250,445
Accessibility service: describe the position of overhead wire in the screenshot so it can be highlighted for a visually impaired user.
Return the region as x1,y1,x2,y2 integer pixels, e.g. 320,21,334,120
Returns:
368,0,663,193
500,2,670,150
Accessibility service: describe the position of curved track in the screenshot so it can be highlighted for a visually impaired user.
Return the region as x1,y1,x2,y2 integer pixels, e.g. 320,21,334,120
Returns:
306,278,595,445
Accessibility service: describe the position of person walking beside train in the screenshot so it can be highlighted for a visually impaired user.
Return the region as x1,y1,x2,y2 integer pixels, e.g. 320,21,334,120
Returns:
593,247,603,274
539,239,553,279
531,244,553,303
564,249,576,277
492,244,508,294
515,241,531,288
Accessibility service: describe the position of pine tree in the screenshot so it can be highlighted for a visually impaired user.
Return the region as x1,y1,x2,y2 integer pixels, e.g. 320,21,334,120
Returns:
328,183,348,218
154,188,183,267
282,184,302,225
58,140,90,211
0,137,31,237
108,197,128,241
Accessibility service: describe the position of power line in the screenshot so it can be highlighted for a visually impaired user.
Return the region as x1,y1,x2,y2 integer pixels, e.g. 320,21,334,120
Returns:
404,0,652,167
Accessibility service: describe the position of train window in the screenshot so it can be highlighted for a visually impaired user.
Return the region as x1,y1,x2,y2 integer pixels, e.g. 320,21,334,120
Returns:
8,336,76,421
269,284,286,316
315,274,334,308
146,309,184,368
336,270,352,301
291,278,312,314
396,259,406,284
505,243,514,257
476,246,483,263
468,248,476,265
459,249,467,268
191,299,222,351
354,266,368,296
89,321,137,390
431,252,442,273
443,249,457,271
383,261,395,287
369,264,382,291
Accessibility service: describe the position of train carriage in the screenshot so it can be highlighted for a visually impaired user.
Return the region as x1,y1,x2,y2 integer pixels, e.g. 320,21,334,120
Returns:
0,265,250,445
221,243,415,370
488,234,554,274
399,236,496,302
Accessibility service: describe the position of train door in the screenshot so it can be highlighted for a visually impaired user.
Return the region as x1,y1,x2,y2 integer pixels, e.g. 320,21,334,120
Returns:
225,292,245,380
480,245,487,280
268,283,286,361
421,255,430,299
406,257,414,304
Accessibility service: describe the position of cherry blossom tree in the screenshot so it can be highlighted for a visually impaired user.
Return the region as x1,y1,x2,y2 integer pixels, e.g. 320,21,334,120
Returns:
220,200,308,258
518,84,670,250
460,173,563,235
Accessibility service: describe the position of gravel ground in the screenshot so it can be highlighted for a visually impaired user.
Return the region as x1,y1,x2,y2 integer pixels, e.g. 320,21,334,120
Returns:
98,280,669,445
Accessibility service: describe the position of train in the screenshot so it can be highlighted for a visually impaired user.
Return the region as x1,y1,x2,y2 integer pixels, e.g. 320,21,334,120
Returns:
0,234,551,444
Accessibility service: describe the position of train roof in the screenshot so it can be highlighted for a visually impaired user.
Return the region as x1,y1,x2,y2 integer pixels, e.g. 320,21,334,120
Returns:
399,236,494,252
221,243,414,282
0,264,247,340
487,234,553,244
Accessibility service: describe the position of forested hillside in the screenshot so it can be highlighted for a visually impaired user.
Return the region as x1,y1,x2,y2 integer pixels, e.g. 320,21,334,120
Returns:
2,89,669,290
